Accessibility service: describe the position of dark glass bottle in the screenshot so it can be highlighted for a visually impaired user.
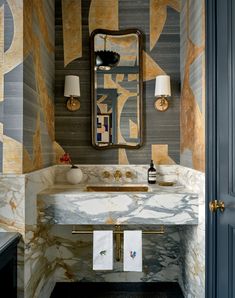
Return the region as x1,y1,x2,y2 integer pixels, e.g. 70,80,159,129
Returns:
148,160,156,184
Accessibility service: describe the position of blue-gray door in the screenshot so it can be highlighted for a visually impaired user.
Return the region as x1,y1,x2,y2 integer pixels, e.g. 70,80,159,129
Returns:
206,0,235,297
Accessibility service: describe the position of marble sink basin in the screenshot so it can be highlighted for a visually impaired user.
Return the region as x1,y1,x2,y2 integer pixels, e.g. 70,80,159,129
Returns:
86,185,149,192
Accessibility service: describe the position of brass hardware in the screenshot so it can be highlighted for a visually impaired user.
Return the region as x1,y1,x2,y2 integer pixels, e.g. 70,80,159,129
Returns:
67,96,80,111
114,170,122,181
158,181,175,187
115,225,122,262
125,171,133,179
86,185,149,192
154,97,169,112
72,226,165,261
102,171,111,179
209,200,225,213
72,227,165,235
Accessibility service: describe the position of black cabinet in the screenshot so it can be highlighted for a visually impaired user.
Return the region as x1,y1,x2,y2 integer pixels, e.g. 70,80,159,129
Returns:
0,233,21,297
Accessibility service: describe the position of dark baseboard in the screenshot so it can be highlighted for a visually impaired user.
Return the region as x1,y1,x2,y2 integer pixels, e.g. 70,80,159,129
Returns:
50,282,184,298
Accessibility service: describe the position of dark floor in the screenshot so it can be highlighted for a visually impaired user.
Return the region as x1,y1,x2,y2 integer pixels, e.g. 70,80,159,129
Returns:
50,282,184,298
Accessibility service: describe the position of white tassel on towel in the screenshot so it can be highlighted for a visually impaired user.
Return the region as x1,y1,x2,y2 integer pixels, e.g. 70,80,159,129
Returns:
124,230,142,272
93,231,113,270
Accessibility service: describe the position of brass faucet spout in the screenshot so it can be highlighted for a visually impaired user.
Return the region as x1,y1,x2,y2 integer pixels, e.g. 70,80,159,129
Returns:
114,170,122,181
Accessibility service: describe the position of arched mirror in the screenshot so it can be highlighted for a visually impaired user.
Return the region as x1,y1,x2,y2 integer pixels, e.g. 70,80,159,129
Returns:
90,29,143,149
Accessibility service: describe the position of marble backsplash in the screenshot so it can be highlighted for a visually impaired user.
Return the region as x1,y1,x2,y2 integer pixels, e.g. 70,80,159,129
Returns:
54,164,179,185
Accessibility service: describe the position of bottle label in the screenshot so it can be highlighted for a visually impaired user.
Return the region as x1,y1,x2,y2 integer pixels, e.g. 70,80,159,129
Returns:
148,173,156,181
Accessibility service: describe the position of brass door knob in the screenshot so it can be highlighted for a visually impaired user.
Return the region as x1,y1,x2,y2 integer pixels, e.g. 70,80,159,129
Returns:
209,200,225,213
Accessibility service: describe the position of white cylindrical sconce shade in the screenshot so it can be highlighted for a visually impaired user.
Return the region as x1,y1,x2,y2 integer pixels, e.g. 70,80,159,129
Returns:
154,75,171,97
64,75,80,97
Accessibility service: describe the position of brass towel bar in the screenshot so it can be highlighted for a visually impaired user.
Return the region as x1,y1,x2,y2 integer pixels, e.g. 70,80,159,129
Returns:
71,228,165,235
72,225,165,262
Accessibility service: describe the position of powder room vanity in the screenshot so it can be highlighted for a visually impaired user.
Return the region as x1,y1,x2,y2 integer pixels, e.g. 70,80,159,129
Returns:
37,165,198,226
23,164,204,297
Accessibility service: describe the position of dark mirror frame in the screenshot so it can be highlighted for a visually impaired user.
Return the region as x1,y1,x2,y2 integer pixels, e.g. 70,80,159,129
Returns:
90,28,144,150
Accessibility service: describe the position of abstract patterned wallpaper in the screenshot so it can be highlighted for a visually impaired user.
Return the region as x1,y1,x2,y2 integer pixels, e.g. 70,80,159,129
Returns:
55,0,181,165
0,0,56,174
0,0,205,173
0,0,23,174
23,0,55,173
180,0,205,172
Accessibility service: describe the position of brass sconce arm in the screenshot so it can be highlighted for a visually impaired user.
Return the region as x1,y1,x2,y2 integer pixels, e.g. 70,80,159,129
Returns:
154,96,169,112
66,96,81,112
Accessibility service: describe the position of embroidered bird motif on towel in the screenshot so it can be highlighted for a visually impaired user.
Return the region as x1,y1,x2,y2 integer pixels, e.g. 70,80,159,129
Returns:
100,250,107,256
130,251,137,259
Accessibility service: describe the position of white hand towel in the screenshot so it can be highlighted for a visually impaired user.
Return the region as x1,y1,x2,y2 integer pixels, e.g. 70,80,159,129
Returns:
93,230,113,270
124,230,142,272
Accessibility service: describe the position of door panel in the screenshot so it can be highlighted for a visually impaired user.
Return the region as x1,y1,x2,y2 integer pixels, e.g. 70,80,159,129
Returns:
228,225,235,297
207,0,235,296
216,0,235,297
231,0,235,195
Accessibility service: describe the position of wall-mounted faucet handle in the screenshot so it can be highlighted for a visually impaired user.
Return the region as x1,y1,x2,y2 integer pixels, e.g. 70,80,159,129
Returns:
125,171,134,179
114,170,122,181
102,171,111,179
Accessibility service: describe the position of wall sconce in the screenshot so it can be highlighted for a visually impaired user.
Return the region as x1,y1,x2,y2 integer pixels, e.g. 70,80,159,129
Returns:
154,75,171,112
64,75,81,112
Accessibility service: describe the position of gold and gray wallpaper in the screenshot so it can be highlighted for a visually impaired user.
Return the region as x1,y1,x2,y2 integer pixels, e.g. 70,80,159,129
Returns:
55,0,181,165
0,0,23,174
180,0,205,172
23,0,55,173
0,0,56,174
0,0,205,172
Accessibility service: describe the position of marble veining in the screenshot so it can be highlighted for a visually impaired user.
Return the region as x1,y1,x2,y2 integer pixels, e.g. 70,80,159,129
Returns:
37,182,198,225
54,164,179,185
43,225,182,284
177,166,205,298
0,175,25,233
0,164,204,298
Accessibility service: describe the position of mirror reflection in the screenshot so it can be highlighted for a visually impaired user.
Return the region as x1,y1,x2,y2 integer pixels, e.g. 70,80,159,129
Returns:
91,29,143,149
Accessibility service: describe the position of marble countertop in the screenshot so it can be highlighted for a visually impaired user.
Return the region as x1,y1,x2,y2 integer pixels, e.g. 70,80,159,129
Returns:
37,183,199,225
